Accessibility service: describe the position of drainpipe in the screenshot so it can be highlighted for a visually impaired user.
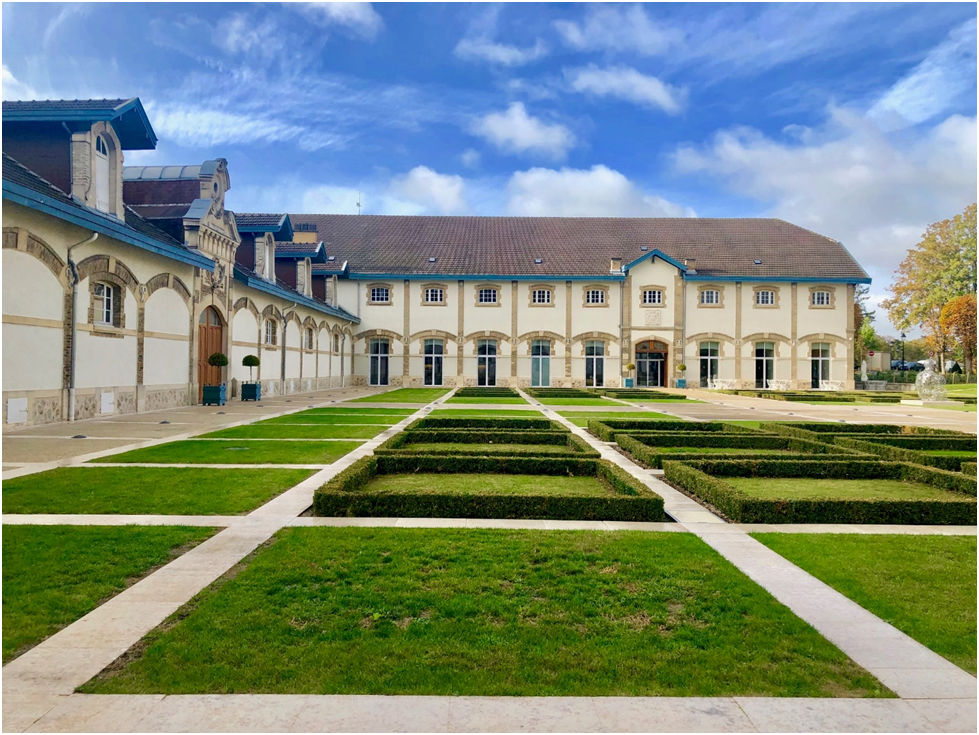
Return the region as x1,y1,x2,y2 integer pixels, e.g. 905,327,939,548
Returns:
618,279,625,387
681,276,687,386
66,232,99,421
282,302,297,394
341,318,355,387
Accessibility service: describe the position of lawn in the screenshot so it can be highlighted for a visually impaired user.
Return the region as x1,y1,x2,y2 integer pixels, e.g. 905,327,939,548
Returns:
536,398,617,406
726,477,965,502
559,411,674,426
444,396,528,404
945,383,978,398
654,447,795,454
1,467,314,515
301,408,416,415
199,424,389,440
392,443,575,455
365,473,610,497
92,440,364,465
433,409,538,417
754,534,977,674
3,525,215,663
350,389,449,403
83,528,886,697
260,415,404,426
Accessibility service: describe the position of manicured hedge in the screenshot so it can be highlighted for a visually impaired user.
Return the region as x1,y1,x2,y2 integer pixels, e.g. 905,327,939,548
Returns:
453,387,519,397
759,422,964,436
617,433,861,469
827,435,977,451
963,463,977,477
588,419,748,442
411,416,562,431
525,387,596,398
313,455,665,521
833,437,974,473
598,390,687,400
375,429,599,457
662,459,976,525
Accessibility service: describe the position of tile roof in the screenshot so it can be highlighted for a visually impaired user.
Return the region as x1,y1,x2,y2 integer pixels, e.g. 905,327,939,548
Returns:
3,98,134,114
3,98,157,150
234,213,288,229
128,203,194,220
232,264,359,323
289,214,870,281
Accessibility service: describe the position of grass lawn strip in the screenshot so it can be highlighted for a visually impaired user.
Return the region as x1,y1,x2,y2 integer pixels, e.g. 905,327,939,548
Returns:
91,440,364,465
82,528,887,697
2,467,314,515
260,416,403,426
390,443,575,456
536,398,618,406
3,525,215,664
444,396,528,404
432,409,539,417
726,477,965,501
300,408,416,415
753,533,976,674
350,389,449,403
199,424,389,440
364,473,610,497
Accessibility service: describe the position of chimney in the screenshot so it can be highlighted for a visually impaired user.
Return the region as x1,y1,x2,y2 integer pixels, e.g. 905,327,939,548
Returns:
684,258,697,275
293,222,319,244
610,257,623,273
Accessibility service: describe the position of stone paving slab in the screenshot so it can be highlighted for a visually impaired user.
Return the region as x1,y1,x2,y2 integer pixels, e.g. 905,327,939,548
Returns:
1,439,140,464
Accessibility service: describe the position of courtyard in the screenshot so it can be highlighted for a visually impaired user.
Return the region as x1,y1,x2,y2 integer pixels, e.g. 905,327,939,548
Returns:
1,385,976,732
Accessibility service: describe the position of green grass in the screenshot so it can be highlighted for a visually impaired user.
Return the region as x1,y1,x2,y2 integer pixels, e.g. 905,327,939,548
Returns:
536,398,616,406
753,534,977,674
444,396,528,404
921,450,978,458
310,408,416,415
82,528,887,697
393,443,575,455
654,447,794,455
350,389,449,403
945,384,978,397
3,525,215,663
726,477,965,502
92,440,364,465
365,473,609,497
260,415,403,426
559,411,674,426
1,467,314,515
432,409,537,417
199,425,388,440
931,404,978,412
625,400,702,405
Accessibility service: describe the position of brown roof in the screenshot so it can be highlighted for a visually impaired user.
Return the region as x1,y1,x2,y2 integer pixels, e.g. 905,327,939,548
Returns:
288,215,869,281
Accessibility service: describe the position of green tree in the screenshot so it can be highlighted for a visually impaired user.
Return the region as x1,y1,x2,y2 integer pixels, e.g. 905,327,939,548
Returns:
853,285,882,365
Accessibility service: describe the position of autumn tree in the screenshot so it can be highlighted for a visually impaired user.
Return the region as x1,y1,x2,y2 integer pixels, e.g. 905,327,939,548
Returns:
940,294,977,376
853,285,883,365
882,203,977,372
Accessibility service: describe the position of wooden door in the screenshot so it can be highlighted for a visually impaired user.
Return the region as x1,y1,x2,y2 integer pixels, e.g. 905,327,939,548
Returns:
197,307,224,401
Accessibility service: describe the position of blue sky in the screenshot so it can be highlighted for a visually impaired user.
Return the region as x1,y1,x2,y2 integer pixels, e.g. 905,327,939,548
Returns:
3,2,976,335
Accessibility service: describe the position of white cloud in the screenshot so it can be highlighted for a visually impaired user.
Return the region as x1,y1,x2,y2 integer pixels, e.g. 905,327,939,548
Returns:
470,103,575,160
868,18,977,129
389,166,468,214
2,65,38,100
673,109,977,310
565,65,687,114
294,2,384,39
505,165,694,217
502,78,559,101
454,37,548,66
554,5,681,56
461,149,481,168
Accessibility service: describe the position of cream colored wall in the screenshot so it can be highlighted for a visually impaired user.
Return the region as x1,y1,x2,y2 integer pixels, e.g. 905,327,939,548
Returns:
3,324,63,392
797,284,847,336
143,338,189,385
231,309,259,384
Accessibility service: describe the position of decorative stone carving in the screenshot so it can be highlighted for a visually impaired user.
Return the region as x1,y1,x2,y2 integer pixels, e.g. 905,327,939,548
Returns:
915,359,948,402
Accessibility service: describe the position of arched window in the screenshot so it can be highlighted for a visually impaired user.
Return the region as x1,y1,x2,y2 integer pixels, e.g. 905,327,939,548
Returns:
265,319,278,346
333,334,340,353
305,327,314,350
94,135,110,212
93,282,114,325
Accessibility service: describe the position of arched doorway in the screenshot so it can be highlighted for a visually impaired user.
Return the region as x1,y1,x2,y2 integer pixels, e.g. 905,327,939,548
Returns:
635,340,668,387
198,306,225,401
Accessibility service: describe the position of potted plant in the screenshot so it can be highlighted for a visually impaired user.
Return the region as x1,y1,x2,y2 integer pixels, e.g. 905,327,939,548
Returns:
202,352,228,406
675,363,688,389
241,355,261,401
624,362,636,389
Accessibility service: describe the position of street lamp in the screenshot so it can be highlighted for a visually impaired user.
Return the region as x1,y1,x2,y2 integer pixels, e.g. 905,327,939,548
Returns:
900,332,906,382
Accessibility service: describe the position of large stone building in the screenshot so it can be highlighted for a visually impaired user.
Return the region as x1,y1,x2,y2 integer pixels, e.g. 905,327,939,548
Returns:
2,97,871,427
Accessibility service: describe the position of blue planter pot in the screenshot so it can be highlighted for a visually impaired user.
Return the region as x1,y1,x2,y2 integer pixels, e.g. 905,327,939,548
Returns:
241,382,261,401
624,378,634,388
676,378,687,389
202,384,227,406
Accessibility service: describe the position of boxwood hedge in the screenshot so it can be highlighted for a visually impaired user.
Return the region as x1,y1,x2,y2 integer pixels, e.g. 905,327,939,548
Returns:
662,458,976,525
963,463,977,477
758,422,965,436
374,429,599,457
587,419,755,442
617,433,862,469
453,387,519,398
410,416,562,431
313,455,665,521
833,437,975,473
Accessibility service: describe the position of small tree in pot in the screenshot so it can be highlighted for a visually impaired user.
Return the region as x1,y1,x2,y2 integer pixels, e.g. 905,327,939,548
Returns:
202,352,229,406
241,355,262,401
242,354,260,382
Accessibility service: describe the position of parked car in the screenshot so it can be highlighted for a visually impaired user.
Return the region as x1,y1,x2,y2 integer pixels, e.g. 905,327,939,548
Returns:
893,361,925,371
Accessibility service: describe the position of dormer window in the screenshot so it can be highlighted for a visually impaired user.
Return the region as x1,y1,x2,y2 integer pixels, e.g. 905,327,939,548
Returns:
264,239,275,280
94,135,110,212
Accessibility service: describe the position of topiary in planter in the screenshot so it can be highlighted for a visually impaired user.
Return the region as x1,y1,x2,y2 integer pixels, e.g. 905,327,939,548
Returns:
242,354,260,382
207,352,229,368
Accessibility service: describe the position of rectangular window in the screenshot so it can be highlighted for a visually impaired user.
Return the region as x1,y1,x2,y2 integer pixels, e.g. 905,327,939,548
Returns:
478,288,498,304
756,290,775,306
93,283,113,325
700,289,719,305
642,289,663,305
305,328,314,350
812,290,831,306
531,289,551,305
585,289,606,305
424,287,444,304
264,320,277,346
370,287,390,303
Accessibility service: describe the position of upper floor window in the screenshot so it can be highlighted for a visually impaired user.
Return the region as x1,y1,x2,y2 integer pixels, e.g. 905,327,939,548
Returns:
264,319,277,346
424,287,444,304
333,334,341,353
700,289,720,305
755,290,775,306
812,290,832,307
93,282,114,325
370,286,390,304
478,287,498,304
305,327,314,350
94,135,110,213
585,289,606,305
531,288,552,305
642,289,663,306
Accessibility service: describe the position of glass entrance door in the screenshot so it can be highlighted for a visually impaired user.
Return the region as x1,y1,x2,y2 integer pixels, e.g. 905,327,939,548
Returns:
755,342,775,388
699,341,719,386
531,339,550,387
635,341,667,387
369,338,390,386
424,339,443,386
811,342,830,388
584,340,604,387
477,339,497,387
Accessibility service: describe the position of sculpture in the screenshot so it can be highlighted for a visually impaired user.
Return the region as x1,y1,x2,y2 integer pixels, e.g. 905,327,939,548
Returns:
914,358,948,402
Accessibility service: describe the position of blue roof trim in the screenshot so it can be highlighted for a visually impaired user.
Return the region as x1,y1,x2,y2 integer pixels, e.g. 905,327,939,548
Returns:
3,98,158,150
346,273,626,282
233,265,360,323
622,249,688,273
682,274,872,284
3,179,215,271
